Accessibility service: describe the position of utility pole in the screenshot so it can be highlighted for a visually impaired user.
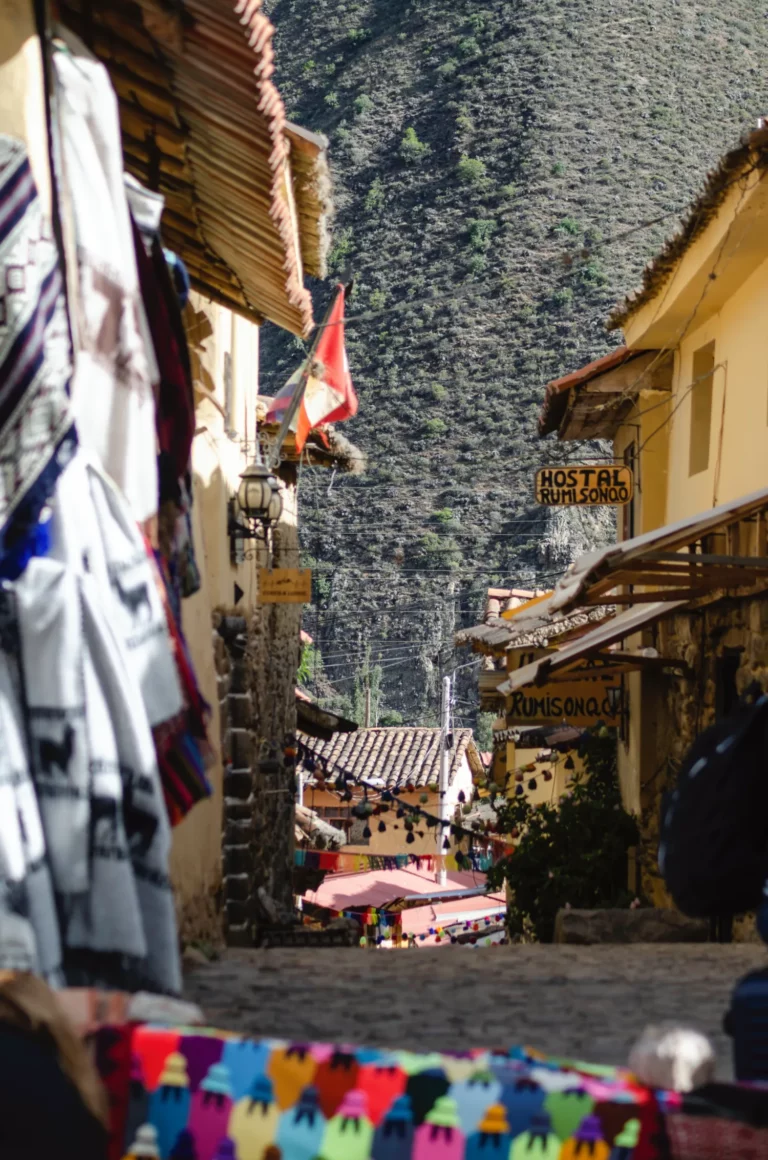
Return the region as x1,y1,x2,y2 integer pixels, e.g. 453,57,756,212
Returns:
437,674,452,886
364,678,372,728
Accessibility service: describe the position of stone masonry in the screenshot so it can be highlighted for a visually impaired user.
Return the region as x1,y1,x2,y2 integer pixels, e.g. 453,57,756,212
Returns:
184,944,767,1079
216,613,257,947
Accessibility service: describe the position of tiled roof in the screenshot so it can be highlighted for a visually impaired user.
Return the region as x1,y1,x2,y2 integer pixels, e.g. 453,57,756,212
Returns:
298,727,482,789
455,585,610,652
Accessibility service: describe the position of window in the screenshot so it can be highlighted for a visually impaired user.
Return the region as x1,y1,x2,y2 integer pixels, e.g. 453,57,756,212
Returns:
622,441,636,541
689,341,715,476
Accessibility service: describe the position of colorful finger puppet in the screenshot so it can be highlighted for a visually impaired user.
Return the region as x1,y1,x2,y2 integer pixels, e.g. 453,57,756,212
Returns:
180,1038,226,1093
509,1110,561,1160
357,1061,407,1126
413,1095,464,1160
134,1029,181,1092
449,1071,502,1135
228,1074,280,1160
276,1084,326,1160
314,1049,361,1120
168,1130,197,1160
608,1118,640,1160
372,1094,415,1160
124,1123,161,1160
150,1052,192,1159
211,1141,237,1160
544,1089,595,1141
269,1044,318,1110
318,1089,374,1160
500,1077,547,1139
187,1063,233,1160
464,1102,511,1159
405,1068,451,1127
221,1039,271,1102
559,1114,611,1160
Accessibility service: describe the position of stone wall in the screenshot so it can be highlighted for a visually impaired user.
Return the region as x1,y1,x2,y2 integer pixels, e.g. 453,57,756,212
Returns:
638,594,768,910
215,613,258,946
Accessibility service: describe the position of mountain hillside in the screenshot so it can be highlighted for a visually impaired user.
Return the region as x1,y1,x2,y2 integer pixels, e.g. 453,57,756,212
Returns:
262,0,768,728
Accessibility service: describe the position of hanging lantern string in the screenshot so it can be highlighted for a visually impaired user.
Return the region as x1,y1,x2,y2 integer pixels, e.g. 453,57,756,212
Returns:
297,739,574,839
296,740,499,852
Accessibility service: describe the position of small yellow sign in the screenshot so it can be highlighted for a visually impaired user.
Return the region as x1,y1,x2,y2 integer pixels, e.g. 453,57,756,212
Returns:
535,465,634,506
258,568,312,604
505,679,623,728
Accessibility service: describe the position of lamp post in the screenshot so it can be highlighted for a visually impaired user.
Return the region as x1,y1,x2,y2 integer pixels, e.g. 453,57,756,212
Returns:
229,460,283,561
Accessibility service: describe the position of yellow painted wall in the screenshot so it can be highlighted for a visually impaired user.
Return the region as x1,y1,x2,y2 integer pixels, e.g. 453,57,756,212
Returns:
171,296,266,940
615,196,768,864
663,256,768,520
305,761,474,858
505,744,578,808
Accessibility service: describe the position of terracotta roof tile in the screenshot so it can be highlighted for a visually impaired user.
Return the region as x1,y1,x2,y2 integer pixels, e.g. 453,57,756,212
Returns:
298,727,481,788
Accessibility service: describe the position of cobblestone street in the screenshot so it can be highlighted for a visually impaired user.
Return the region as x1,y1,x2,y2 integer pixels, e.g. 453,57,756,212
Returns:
183,944,766,1079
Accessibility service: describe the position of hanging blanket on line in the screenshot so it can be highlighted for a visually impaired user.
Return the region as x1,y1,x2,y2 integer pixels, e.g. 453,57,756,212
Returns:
0,135,76,570
52,29,159,526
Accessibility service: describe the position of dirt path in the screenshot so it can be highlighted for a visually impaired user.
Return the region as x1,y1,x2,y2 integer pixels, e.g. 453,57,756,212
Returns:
183,943,766,1078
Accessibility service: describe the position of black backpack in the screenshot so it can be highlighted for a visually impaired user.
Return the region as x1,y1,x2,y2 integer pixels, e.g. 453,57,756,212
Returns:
659,686,768,918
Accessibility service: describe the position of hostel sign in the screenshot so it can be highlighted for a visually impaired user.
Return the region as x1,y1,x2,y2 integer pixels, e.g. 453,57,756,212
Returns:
505,648,623,728
535,465,633,506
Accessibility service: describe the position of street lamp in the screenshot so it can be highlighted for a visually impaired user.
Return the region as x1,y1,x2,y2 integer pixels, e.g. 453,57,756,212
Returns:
229,460,283,561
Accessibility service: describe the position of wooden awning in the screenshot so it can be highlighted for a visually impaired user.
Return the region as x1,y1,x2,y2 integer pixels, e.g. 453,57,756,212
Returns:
59,0,331,335
296,698,358,742
538,348,673,440
548,486,768,614
455,602,611,656
497,601,688,696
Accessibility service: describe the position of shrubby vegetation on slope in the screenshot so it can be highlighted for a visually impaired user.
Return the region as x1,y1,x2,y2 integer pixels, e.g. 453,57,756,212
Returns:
263,0,768,724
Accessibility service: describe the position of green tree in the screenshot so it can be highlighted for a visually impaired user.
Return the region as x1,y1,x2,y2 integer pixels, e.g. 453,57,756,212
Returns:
352,650,383,726
364,177,385,212
487,731,639,941
400,127,430,163
457,155,487,184
423,416,447,438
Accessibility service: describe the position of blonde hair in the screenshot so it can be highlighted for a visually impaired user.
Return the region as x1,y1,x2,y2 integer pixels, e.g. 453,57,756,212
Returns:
0,971,108,1127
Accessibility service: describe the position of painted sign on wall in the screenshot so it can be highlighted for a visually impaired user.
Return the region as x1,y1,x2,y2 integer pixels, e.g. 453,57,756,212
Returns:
258,568,312,603
535,465,634,506
505,679,623,728
505,647,623,727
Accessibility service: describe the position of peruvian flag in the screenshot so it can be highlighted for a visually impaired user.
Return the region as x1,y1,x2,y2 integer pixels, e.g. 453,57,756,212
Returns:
264,286,357,454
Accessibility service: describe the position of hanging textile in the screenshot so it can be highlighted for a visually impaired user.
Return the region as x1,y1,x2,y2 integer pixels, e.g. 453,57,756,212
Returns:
49,449,212,826
49,449,184,732
0,625,63,985
0,135,76,571
127,174,200,602
8,552,181,995
51,29,159,526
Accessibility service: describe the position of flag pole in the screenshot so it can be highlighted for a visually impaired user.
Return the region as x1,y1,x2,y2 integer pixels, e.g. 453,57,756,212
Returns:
267,285,342,470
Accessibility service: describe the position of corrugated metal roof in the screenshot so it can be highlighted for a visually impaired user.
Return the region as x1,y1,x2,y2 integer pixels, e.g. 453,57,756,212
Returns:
60,0,326,336
298,727,483,789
